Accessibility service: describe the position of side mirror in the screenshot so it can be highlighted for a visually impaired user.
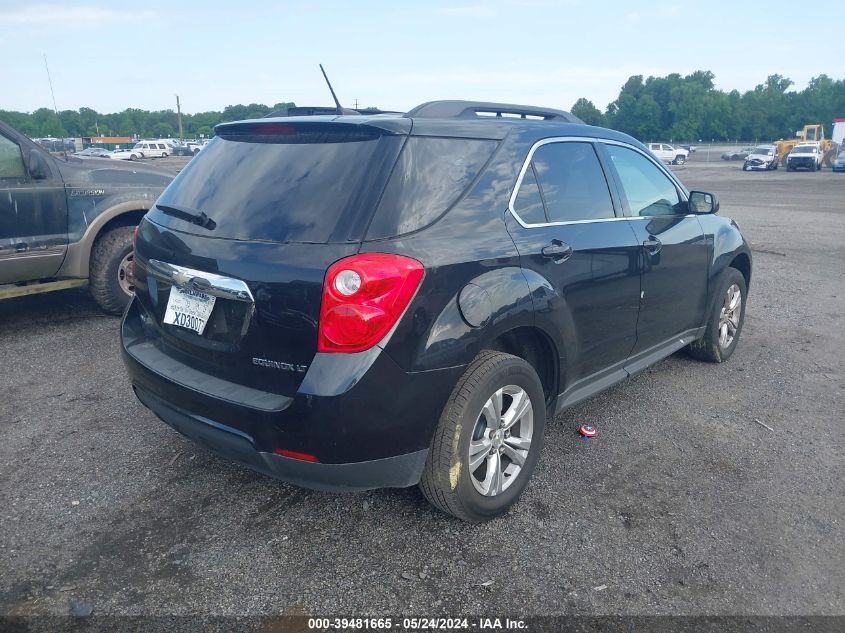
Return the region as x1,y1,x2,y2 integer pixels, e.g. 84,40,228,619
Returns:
689,191,719,214
28,149,49,180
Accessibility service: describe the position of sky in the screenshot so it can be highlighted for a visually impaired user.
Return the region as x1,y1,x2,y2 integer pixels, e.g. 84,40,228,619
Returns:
1,0,842,115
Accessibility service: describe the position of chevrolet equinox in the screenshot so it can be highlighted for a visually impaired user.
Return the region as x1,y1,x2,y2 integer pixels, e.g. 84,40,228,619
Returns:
121,101,751,522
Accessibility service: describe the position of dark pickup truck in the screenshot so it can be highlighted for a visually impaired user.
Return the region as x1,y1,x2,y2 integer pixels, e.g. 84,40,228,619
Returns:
0,120,173,313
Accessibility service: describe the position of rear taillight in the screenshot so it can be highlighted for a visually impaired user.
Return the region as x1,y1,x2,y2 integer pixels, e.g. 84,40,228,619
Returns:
317,253,424,353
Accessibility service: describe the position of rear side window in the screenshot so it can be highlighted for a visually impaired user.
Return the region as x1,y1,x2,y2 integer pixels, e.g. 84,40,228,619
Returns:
604,145,683,216
529,142,615,223
149,128,399,243
0,136,26,179
365,137,497,239
512,165,546,224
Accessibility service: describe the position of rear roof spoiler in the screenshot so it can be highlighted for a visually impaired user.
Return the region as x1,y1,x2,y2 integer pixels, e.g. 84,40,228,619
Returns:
264,106,403,118
405,100,584,123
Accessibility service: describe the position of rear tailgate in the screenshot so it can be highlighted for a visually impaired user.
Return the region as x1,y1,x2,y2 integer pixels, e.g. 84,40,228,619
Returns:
131,118,408,396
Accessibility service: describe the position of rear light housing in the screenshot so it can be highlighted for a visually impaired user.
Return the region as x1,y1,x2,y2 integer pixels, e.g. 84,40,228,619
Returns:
318,253,424,353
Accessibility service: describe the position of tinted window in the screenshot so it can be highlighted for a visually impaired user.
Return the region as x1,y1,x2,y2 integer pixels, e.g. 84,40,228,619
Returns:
0,136,25,179
512,165,546,224
530,142,614,222
149,130,396,243
158,144,166,149
605,145,683,216
365,137,497,239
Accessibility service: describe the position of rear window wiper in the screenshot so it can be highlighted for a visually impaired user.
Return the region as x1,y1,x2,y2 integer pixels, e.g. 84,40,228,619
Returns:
155,203,216,230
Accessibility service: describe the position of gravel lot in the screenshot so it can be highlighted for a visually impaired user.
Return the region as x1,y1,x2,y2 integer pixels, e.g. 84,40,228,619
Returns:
1,155,843,619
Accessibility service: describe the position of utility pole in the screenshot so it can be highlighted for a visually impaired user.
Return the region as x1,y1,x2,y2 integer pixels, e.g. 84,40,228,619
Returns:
354,98,359,110
175,94,184,141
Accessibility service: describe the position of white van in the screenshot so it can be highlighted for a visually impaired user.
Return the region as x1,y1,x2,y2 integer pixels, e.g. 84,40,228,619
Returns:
132,140,172,158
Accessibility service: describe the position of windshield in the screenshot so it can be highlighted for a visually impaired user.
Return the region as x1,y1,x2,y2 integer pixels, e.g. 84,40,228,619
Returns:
793,146,816,153
148,128,402,243
752,147,773,155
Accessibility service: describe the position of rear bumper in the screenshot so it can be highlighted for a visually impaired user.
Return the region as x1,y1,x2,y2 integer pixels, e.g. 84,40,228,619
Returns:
133,385,428,491
121,298,464,490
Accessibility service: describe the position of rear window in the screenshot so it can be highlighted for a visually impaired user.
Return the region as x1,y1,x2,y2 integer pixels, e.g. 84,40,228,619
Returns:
365,137,497,239
148,128,399,243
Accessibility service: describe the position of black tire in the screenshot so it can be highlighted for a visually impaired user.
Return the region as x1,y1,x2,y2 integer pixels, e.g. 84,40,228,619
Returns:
688,267,747,363
89,226,135,315
162,152,169,158
420,351,546,522
674,155,686,165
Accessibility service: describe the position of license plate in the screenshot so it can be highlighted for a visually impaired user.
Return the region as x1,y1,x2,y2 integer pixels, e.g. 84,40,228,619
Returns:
163,286,216,334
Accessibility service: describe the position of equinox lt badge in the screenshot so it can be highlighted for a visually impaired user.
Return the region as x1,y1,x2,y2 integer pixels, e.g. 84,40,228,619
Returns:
252,357,308,373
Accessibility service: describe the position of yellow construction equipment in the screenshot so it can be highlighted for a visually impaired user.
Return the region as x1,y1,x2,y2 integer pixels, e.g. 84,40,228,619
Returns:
775,124,840,167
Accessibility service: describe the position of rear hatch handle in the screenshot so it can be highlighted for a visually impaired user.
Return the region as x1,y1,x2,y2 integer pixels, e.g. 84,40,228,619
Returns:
147,259,254,303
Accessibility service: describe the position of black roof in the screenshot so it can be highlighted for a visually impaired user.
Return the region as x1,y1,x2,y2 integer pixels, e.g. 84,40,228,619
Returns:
221,100,645,147
405,100,583,123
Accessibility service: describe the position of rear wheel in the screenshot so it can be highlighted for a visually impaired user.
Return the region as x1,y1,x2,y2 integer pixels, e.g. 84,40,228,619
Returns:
89,226,135,315
688,267,746,363
420,351,545,522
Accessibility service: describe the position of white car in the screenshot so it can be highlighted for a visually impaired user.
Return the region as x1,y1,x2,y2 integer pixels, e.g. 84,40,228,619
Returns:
742,145,779,171
132,141,172,158
786,144,823,172
646,142,689,165
108,148,141,161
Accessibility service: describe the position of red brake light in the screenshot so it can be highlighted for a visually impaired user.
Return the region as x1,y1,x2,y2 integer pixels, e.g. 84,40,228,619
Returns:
318,253,424,353
252,123,296,135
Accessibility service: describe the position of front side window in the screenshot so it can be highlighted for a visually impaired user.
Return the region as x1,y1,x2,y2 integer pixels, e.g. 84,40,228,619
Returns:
158,144,166,149
0,135,26,179
530,142,615,223
605,145,683,216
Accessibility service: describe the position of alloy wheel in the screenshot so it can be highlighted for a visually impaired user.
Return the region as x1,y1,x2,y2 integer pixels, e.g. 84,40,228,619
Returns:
468,385,534,496
718,283,742,349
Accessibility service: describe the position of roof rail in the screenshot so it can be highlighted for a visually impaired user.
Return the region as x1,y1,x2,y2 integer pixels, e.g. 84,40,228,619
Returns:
405,100,584,123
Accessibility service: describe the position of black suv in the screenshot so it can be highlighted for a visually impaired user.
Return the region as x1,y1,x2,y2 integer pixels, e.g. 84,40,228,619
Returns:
121,101,751,521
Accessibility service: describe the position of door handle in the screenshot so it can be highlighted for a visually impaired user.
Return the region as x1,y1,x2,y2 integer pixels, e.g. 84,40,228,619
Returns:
541,240,573,263
643,236,662,255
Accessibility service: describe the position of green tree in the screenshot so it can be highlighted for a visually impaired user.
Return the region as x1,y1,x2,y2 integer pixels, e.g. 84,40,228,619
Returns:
152,122,175,138
571,98,605,126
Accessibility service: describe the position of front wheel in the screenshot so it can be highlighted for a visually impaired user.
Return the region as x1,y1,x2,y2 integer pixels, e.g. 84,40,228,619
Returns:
674,155,686,165
688,267,747,363
89,226,135,315
420,351,545,522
